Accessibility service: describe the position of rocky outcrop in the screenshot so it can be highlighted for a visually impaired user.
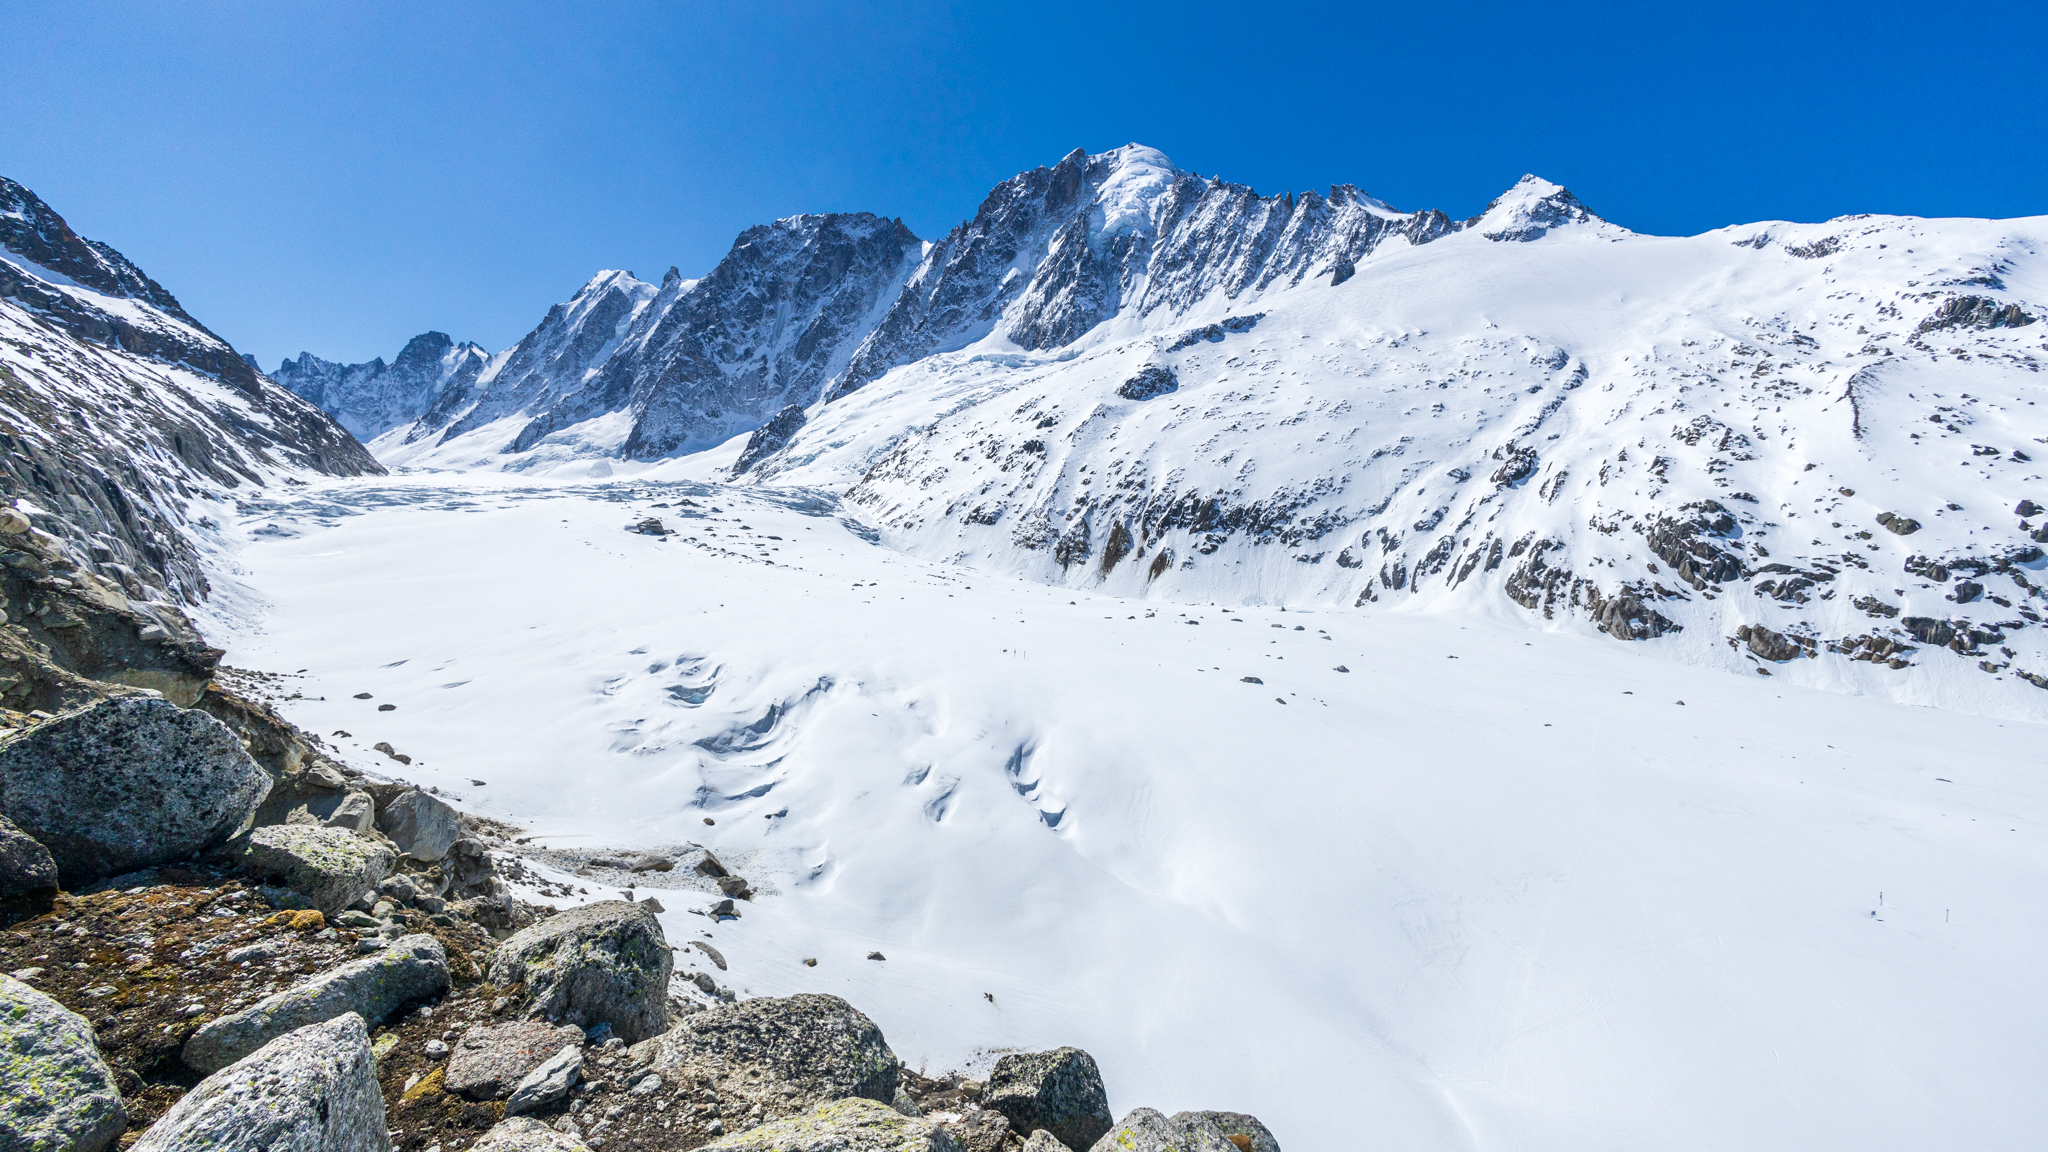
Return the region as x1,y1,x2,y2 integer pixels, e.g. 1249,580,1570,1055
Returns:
0,971,128,1152
1116,366,1178,402
182,934,448,1073
446,1020,587,1099
629,993,899,1123
136,1014,389,1152
238,824,396,916
698,1097,960,1152
984,1046,1113,1151
487,900,672,1042
0,697,272,885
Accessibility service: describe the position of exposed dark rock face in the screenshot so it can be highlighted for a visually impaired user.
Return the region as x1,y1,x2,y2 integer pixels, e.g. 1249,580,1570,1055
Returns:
1736,624,1812,662
0,176,382,604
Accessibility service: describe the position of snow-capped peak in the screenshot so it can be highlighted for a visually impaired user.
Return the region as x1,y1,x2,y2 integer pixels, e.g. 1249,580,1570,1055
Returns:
1467,174,1619,242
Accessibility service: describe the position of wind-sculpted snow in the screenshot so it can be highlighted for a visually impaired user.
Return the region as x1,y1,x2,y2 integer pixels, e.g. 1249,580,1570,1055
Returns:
0,175,380,604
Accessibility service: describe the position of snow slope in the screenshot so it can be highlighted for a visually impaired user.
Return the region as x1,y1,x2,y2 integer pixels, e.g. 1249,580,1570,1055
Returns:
214,472,2048,1152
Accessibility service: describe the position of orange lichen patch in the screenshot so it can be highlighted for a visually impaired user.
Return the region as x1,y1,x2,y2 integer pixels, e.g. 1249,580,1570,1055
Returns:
267,909,326,931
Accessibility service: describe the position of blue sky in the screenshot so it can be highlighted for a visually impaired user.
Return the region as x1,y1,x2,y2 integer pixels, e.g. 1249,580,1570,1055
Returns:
4,1,2042,368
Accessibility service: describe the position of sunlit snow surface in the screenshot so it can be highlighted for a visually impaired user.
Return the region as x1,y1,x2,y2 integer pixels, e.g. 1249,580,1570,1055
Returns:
211,474,2046,1152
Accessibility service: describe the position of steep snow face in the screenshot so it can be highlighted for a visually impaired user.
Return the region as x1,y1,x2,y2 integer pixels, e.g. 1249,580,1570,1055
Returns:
275,332,488,440
0,175,381,603
747,208,2048,718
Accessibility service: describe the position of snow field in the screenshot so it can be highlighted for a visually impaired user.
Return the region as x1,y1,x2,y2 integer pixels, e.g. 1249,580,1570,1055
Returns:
213,474,2048,1152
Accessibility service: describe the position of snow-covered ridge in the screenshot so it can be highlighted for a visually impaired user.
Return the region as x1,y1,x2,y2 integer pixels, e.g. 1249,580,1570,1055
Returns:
0,175,381,603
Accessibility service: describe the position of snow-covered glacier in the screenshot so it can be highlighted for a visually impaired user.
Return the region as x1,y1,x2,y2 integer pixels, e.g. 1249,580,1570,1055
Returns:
180,147,2048,1151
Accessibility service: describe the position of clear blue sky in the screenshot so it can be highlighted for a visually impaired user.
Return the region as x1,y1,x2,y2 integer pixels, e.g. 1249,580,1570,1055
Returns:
4,1,2042,368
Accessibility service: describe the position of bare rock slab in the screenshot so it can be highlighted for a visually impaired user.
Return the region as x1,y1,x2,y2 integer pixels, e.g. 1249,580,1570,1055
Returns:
0,697,270,885
0,972,127,1152
183,933,447,1073
136,1013,389,1152
628,993,897,1125
240,824,396,916
985,1046,1113,1152
446,1020,587,1099
699,1098,959,1152
487,900,671,1043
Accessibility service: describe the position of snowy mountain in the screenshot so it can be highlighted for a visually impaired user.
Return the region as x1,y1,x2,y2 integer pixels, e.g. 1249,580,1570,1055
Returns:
0,175,381,604
274,332,487,441
358,145,2047,713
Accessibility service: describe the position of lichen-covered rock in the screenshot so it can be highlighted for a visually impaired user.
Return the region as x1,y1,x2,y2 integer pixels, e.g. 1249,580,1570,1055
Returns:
0,972,127,1152
183,934,448,1073
239,824,396,916
1175,1112,1279,1152
0,697,271,885
629,993,898,1126
698,1098,958,1152
985,1047,1113,1152
472,1116,592,1152
375,788,461,862
487,901,671,1043
0,812,58,914
1086,1109,1236,1152
446,1020,588,1099
135,1013,389,1152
